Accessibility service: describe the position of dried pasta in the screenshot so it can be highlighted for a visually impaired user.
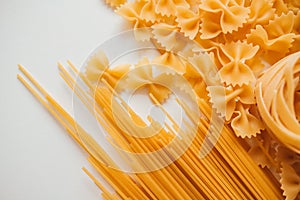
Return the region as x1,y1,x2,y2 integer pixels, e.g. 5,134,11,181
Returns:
175,6,200,40
247,0,275,26
17,0,300,199
104,0,126,8
218,41,259,86
255,51,300,154
198,0,250,39
99,0,300,198
155,0,189,17
18,56,283,199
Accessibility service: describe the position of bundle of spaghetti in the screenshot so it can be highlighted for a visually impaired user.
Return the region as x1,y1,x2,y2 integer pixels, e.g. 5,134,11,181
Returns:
18,58,283,199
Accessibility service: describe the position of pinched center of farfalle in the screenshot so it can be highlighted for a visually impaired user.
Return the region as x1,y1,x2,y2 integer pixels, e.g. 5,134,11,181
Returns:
199,0,250,39
218,41,259,86
122,56,176,104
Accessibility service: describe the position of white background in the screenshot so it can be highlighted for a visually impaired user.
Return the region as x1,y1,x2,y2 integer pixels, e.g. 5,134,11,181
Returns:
0,0,128,199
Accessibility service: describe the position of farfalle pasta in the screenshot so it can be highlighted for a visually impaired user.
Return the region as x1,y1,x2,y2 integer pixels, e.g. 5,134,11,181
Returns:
277,146,300,200
152,52,186,73
231,102,265,138
85,50,109,83
247,11,297,64
218,41,259,86
115,1,154,41
246,132,278,169
156,0,190,17
152,23,180,51
199,0,250,39
281,162,300,200
115,1,144,24
247,0,275,26
183,61,209,100
84,50,131,88
175,6,200,40
140,0,161,22
104,0,126,8
225,84,255,120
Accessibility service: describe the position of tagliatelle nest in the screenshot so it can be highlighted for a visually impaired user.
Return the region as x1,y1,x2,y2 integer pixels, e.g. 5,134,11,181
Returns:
256,51,300,154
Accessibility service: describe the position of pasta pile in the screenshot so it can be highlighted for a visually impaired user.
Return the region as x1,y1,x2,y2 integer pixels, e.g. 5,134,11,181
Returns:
17,0,300,199
114,0,300,137
110,0,300,198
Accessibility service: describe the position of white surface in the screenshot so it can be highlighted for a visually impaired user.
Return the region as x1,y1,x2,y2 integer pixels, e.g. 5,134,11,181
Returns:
0,0,127,199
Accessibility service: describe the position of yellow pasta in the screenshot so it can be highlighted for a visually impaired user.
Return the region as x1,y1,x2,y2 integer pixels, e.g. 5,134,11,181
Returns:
247,0,275,26
104,0,126,8
276,146,300,200
17,0,300,199
218,41,259,86
175,6,200,40
115,1,153,41
97,0,300,196
211,84,255,120
152,52,186,73
247,12,297,64
255,51,300,154
140,0,160,23
199,0,250,39
155,0,189,17
18,58,283,199
151,23,182,51
231,102,265,138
